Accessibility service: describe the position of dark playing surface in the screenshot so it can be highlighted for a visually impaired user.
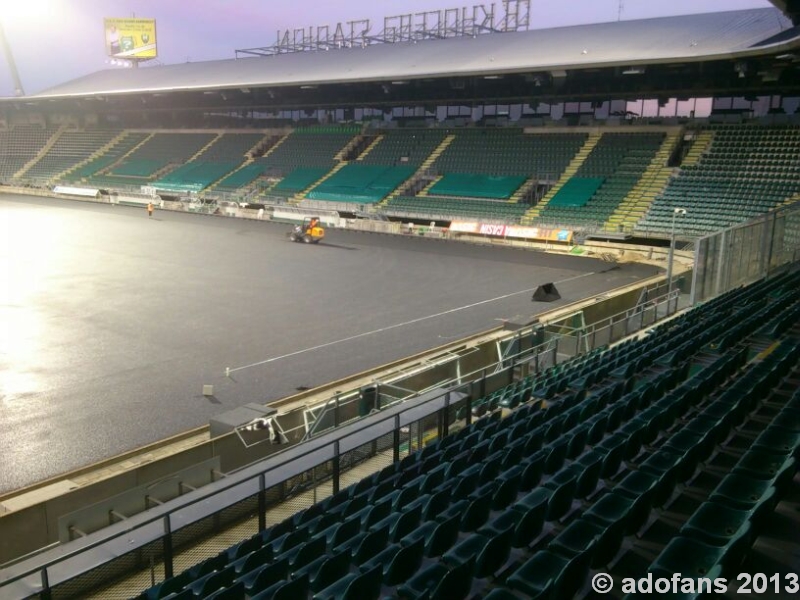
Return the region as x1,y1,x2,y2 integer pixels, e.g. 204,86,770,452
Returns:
0,195,659,492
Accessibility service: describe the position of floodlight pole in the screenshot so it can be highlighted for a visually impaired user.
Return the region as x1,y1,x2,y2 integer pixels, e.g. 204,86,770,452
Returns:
0,21,25,96
667,208,686,313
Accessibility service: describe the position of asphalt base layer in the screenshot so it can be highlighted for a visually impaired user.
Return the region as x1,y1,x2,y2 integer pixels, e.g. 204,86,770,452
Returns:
0,195,659,493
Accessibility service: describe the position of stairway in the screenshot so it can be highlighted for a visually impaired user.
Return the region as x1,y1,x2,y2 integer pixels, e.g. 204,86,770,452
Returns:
13,125,67,179
290,162,348,204
508,176,537,204
98,132,156,175
260,132,292,158
355,135,384,161
204,135,270,193
521,131,602,224
604,129,682,232
416,176,442,197
186,133,222,163
56,130,130,182
681,130,714,167
378,134,456,207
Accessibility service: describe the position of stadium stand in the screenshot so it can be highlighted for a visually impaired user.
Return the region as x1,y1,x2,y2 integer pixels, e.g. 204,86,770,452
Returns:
126,268,800,600
20,129,122,183
260,127,358,172
0,125,59,183
431,129,587,181
88,132,217,189
638,124,800,237
538,131,665,227
151,132,266,192
385,194,529,222
380,129,588,221
61,131,150,183
213,163,270,194
306,164,416,203
358,129,449,167
257,127,359,198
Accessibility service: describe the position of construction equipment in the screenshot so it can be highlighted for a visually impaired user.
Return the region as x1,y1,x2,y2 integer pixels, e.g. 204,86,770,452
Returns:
288,216,325,244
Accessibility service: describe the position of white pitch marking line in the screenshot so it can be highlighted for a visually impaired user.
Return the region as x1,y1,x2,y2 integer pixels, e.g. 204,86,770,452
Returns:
227,271,596,374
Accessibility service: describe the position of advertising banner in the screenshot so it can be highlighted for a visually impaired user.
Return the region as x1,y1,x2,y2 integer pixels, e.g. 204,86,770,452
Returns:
450,221,573,243
105,18,157,59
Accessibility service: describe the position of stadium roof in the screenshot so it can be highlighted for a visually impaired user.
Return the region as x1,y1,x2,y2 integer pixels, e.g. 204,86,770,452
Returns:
28,8,799,100
769,0,800,24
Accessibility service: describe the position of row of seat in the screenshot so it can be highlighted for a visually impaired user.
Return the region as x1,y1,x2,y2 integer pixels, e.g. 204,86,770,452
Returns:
638,123,800,237
133,268,799,600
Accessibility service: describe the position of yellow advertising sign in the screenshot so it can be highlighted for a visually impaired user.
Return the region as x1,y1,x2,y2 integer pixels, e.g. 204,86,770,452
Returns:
104,18,157,59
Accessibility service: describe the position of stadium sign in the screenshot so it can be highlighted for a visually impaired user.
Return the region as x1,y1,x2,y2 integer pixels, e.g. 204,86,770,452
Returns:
243,1,530,57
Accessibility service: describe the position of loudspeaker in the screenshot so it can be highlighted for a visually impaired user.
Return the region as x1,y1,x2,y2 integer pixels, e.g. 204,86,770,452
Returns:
532,283,561,302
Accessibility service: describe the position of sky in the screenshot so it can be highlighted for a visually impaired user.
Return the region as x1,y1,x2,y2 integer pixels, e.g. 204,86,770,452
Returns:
0,0,776,96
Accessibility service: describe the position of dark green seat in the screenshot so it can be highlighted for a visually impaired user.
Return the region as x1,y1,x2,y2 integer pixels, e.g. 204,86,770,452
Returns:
292,549,350,592
518,477,575,522
586,413,608,445
549,517,622,568
397,556,475,600
353,525,391,565
520,450,546,489
583,491,649,535
461,487,495,531
226,535,262,562
205,580,245,600
317,515,361,549
574,453,603,498
282,534,327,570
232,544,272,575
314,564,383,600
542,468,578,520
493,471,522,510
567,424,589,459
753,426,800,458
614,469,661,509
239,557,289,595
709,474,777,522
483,588,523,599
370,504,422,543
679,502,752,570
444,525,514,578
507,548,590,599
401,514,460,558
638,451,683,502
268,528,308,556
664,427,715,469
732,451,796,491
479,501,546,549
544,437,569,475
141,569,192,599
648,536,726,582
251,573,309,600
596,435,626,478
408,489,451,521
360,537,424,585
187,565,235,598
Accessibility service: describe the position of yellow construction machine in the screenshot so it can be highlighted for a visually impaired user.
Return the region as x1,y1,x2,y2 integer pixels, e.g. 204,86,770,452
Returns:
288,217,325,244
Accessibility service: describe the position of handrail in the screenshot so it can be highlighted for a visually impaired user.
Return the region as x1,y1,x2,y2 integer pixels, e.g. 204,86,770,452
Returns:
0,271,682,598
0,386,460,597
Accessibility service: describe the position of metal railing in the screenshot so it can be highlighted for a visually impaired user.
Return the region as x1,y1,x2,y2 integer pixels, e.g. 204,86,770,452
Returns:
0,259,682,600
691,202,800,304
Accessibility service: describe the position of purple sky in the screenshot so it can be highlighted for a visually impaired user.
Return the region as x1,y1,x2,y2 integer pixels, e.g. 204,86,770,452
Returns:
0,0,774,96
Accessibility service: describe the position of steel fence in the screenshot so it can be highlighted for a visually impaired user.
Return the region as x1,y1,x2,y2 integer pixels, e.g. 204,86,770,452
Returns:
691,202,800,304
